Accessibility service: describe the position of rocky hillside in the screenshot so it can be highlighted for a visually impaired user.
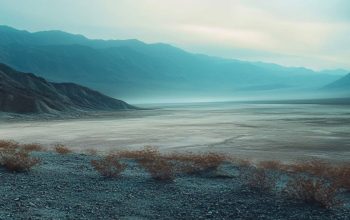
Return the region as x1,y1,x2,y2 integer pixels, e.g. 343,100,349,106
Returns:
0,63,136,114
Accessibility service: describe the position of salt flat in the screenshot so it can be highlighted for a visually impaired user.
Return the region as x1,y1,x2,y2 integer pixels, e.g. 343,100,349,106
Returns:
1,102,349,162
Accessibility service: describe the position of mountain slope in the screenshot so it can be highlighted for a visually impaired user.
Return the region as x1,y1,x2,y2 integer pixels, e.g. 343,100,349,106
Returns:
0,63,135,113
0,26,344,100
324,73,350,90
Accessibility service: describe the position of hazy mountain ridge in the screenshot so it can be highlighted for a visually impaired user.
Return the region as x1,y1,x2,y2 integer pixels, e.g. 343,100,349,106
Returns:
0,25,346,100
325,73,350,89
0,63,135,114
322,73,350,97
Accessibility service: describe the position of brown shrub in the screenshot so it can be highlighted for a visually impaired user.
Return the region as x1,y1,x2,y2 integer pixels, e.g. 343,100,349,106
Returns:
114,148,230,180
115,149,226,179
258,160,284,170
0,146,41,172
139,156,175,181
165,152,227,174
0,140,19,150
22,143,45,152
116,146,159,160
230,157,252,168
288,159,332,177
123,147,175,181
91,154,126,178
244,168,277,192
284,160,349,191
328,163,350,191
54,144,72,154
284,176,341,209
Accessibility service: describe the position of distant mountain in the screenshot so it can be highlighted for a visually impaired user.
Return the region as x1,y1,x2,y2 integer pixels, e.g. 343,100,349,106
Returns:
0,25,345,100
0,63,135,114
323,74,350,96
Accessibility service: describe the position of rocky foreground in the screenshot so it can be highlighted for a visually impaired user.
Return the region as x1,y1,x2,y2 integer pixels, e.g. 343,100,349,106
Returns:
0,150,349,220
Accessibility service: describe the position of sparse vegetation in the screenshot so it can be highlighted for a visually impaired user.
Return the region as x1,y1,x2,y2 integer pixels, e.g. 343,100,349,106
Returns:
91,154,126,178
0,140,19,150
326,163,350,191
139,156,175,181
22,143,46,152
284,176,342,209
54,144,72,154
114,148,227,180
165,152,227,175
284,160,350,191
243,168,277,192
258,160,284,170
117,147,175,181
288,159,332,177
231,157,252,167
1,139,349,211
0,140,41,172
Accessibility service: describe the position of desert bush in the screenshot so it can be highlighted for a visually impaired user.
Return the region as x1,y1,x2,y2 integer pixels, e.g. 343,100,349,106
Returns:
126,147,175,181
91,154,126,178
243,168,277,192
0,140,19,150
328,163,350,191
230,157,252,168
165,152,227,174
116,146,159,160
288,159,332,177
284,176,341,209
258,160,284,170
0,145,41,172
114,147,175,181
284,160,350,191
22,143,45,152
139,156,175,181
54,144,72,154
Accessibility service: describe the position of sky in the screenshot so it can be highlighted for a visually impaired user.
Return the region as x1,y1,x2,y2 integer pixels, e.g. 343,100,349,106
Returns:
0,0,349,70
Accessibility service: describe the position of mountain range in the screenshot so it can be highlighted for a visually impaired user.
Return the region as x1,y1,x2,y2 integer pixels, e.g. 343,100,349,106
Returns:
323,73,350,96
0,25,348,101
0,63,135,114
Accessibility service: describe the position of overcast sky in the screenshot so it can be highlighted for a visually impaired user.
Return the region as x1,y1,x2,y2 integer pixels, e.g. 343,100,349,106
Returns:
1,0,349,70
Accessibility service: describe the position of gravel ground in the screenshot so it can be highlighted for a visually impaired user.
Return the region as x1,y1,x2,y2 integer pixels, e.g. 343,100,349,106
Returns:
0,152,349,220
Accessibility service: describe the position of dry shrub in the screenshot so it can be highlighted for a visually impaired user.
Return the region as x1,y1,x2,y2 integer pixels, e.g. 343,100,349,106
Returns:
328,163,350,191
0,143,40,172
288,159,332,177
91,154,126,178
115,149,226,179
165,152,227,174
139,156,175,181
230,157,252,168
115,146,158,160
22,143,45,152
258,160,284,170
54,144,72,154
285,160,350,191
0,140,19,150
244,168,277,192
126,147,175,181
0,140,45,152
285,176,341,209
